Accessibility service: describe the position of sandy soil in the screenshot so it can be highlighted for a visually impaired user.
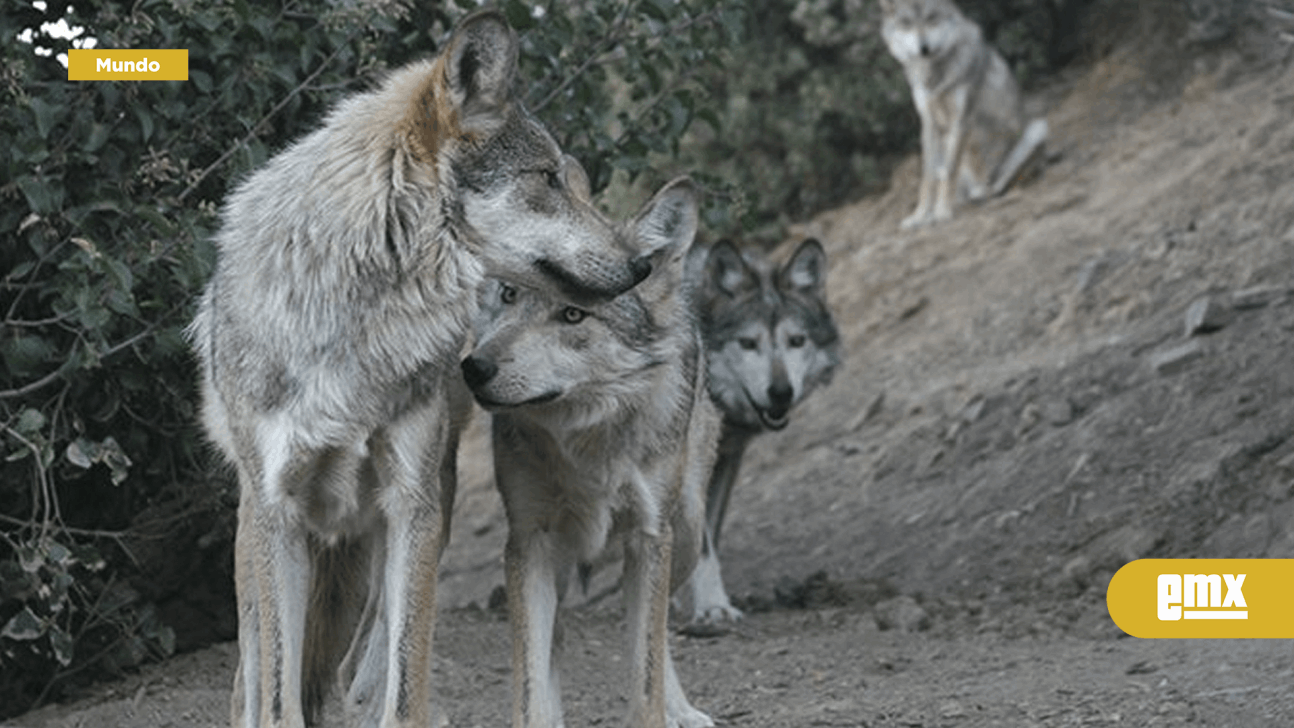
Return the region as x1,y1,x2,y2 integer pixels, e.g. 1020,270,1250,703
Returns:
10,9,1294,728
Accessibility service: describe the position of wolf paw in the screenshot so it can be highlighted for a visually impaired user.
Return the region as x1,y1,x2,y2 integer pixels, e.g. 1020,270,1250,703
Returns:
668,705,715,728
694,603,744,623
899,211,933,230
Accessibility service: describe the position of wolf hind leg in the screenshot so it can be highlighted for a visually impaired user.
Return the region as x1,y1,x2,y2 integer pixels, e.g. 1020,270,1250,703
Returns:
990,117,1048,197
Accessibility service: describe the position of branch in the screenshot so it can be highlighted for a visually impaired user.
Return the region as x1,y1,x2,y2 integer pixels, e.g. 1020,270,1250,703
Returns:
176,28,361,204
533,0,638,114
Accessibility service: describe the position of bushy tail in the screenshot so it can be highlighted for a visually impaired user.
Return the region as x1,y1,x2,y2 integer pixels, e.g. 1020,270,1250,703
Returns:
303,537,370,725
991,117,1049,197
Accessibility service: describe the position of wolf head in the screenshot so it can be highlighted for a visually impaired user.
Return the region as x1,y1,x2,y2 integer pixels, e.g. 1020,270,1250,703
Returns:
693,238,841,432
461,177,699,413
879,0,965,64
408,10,650,303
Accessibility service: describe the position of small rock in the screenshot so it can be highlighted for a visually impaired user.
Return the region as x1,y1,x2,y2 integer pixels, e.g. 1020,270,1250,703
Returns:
938,700,967,718
1044,399,1074,426
873,595,930,633
1018,402,1041,430
1184,295,1230,336
1277,451,1294,473
1062,555,1092,586
1231,286,1284,310
1150,340,1205,375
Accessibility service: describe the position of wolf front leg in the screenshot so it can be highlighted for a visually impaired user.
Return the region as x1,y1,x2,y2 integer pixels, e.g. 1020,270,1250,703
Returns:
901,85,940,230
932,83,973,224
230,448,316,728
504,524,565,728
366,398,462,728
624,515,714,728
623,518,673,728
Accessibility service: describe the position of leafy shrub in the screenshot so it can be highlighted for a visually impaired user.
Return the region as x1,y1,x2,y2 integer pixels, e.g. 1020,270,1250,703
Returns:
0,0,741,715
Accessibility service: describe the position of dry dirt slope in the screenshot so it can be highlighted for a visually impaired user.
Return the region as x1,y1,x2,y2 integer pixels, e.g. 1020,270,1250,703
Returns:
11,19,1294,728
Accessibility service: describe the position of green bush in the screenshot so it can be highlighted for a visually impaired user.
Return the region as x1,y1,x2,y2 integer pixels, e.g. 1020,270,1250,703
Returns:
0,0,742,715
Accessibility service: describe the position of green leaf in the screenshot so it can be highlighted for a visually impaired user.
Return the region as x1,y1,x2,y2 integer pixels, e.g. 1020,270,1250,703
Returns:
17,175,55,214
50,626,74,666
1,607,44,641
16,408,47,436
28,97,56,139
134,106,154,143
83,122,111,153
67,437,96,469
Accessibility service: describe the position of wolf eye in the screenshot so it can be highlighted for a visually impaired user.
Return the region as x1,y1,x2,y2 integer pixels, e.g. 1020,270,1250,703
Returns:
561,306,587,324
543,169,561,189
788,334,807,349
500,284,517,304
738,337,758,351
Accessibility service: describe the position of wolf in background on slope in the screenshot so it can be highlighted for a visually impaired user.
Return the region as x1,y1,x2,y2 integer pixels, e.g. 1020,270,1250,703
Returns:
680,238,842,624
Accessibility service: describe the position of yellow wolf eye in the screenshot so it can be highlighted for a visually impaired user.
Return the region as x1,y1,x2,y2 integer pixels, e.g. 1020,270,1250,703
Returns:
561,306,587,324
500,284,517,304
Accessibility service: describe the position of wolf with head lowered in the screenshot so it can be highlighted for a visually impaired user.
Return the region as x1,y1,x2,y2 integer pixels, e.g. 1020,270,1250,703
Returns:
461,177,717,728
680,238,842,624
880,0,1049,229
189,11,657,728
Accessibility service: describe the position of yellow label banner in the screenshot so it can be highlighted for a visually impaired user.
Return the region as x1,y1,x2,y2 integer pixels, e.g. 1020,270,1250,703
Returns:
68,49,188,81
1108,559,1294,638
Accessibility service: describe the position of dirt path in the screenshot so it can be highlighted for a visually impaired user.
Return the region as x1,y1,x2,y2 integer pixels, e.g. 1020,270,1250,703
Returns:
11,14,1294,728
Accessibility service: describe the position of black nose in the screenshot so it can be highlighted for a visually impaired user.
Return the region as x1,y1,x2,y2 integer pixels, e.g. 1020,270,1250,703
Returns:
767,380,793,416
919,42,931,56
460,355,497,389
629,255,653,286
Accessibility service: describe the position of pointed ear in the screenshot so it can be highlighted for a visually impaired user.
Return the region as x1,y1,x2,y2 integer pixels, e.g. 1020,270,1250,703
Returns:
445,10,518,136
779,238,827,295
633,176,698,259
706,239,756,298
561,154,592,203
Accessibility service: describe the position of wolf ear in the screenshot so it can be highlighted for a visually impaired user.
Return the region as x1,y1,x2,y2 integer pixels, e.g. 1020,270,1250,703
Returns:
706,240,757,298
634,176,698,260
780,238,827,295
561,154,592,203
445,10,518,136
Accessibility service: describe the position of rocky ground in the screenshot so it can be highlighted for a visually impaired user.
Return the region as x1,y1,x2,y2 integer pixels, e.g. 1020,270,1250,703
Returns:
10,7,1294,728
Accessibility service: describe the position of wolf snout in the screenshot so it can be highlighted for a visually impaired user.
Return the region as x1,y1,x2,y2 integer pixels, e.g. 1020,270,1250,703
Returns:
460,354,497,389
534,255,652,305
766,380,794,423
629,254,654,286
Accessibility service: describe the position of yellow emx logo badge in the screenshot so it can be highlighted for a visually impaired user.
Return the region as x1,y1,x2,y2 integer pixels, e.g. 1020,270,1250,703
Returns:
1109,559,1294,638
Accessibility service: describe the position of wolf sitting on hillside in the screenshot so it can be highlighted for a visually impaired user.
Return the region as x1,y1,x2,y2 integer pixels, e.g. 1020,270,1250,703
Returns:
680,238,842,623
880,0,1049,229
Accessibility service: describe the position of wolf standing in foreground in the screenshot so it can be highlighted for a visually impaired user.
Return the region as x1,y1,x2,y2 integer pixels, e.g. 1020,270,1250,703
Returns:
680,239,842,623
460,178,717,728
880,0,1049,229
189,11,657,728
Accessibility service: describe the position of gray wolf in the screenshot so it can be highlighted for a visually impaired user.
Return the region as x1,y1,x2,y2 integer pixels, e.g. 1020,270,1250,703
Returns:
880,0,1049,229
460,177,717,728
681,238,842,623
189,11,656,728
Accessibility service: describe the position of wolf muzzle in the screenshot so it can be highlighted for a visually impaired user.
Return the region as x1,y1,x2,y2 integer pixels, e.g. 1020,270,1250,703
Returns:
460,354,497,390
535,254,653,306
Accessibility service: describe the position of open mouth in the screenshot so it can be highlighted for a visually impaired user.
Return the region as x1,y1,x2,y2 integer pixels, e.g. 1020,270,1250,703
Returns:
470,389,562,411
758,408,790,431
